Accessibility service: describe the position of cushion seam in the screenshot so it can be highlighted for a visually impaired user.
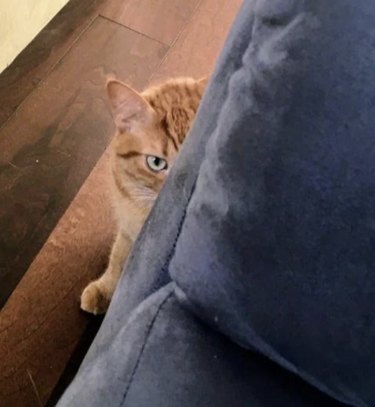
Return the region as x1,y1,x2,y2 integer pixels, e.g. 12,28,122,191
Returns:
158,7,258,279
119,290,173,407
157,24,255,278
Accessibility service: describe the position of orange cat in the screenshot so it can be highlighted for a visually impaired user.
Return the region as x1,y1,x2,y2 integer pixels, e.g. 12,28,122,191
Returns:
81,77,206,314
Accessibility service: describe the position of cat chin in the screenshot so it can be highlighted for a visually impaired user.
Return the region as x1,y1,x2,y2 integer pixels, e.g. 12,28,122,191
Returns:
137,196,157,207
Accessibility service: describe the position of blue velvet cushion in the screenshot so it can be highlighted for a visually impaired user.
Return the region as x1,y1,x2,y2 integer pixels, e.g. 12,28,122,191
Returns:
59,284,343,407
170,1,375,406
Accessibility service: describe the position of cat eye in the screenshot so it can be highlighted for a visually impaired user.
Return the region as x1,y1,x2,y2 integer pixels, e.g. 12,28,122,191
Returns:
146,155,168,172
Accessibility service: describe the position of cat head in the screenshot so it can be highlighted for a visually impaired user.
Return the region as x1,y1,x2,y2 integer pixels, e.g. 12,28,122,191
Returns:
106,77,205,206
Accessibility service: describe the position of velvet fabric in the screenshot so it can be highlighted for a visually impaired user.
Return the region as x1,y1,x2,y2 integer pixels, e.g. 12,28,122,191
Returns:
59,1,375,406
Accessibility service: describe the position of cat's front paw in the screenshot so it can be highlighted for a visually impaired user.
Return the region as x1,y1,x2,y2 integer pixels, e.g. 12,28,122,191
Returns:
80,280,111,315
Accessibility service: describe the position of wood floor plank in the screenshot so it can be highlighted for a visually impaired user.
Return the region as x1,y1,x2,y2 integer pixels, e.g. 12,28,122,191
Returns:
0,0,105,129
0,16,168,307
0,1,242,404
0,148,113,406
151,0,243,82
100,0,201,45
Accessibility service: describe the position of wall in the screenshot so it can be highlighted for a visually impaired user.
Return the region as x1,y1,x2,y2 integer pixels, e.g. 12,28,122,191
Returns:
0,0,69,73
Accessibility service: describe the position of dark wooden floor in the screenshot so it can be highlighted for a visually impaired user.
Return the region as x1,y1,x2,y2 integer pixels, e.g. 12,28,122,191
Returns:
0,0,242,405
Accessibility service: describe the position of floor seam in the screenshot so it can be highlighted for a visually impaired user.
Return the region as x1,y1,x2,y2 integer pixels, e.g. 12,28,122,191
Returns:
168,0,204,49
146,0,204,87
98,14,170,48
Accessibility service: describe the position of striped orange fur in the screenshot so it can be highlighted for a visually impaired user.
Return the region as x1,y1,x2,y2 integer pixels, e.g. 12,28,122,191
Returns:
81,77,206,314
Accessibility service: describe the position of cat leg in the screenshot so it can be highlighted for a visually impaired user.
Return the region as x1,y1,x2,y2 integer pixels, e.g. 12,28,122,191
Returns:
80,231,132,315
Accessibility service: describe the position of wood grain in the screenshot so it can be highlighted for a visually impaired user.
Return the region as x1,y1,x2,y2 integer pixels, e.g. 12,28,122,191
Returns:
100,0,201,46
0,0,243,404
0,0,105,129
0,149,113,406
151,0,243,82
0,17,168,307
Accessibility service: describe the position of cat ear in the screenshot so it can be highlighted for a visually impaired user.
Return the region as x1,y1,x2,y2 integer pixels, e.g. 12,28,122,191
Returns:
106,80,155,132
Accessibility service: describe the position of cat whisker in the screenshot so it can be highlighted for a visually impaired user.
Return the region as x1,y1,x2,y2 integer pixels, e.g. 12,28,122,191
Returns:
130,186,158,204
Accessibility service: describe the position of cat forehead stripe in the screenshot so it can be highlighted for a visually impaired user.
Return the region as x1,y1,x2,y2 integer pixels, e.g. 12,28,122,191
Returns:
160,117,178,152
118,151,142,159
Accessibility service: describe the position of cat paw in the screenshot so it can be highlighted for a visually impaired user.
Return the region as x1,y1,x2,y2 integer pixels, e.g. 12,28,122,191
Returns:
80,281,110,315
